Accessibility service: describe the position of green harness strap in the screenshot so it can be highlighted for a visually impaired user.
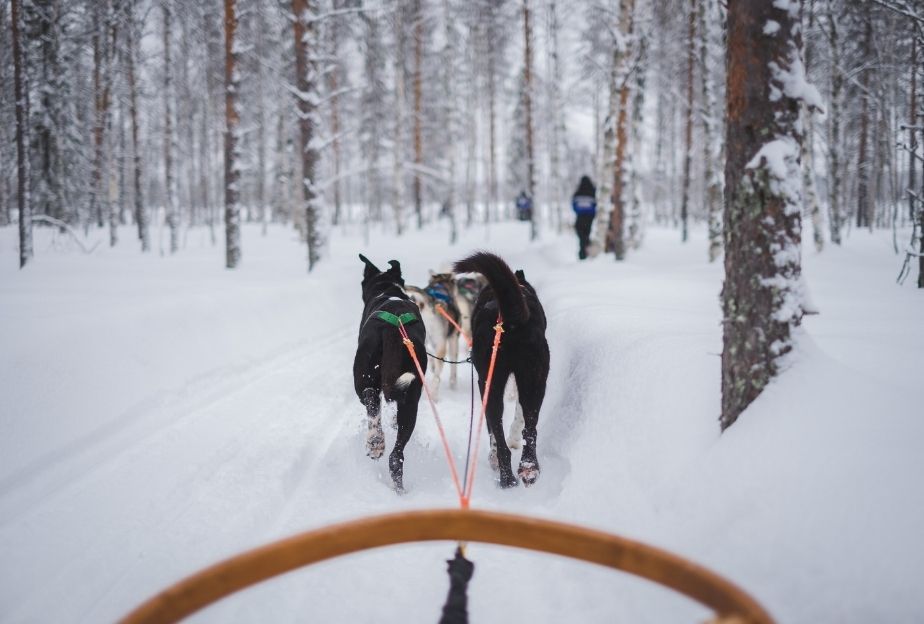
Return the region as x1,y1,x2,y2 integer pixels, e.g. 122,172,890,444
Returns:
376,310,418,327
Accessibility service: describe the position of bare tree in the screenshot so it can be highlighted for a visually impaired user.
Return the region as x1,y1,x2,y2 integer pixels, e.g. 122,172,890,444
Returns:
605,0,635,260
523,0,537,241
164,0,179,253
224,0,241,268
679,0,696,244
292,0,322,269
11,0,31,268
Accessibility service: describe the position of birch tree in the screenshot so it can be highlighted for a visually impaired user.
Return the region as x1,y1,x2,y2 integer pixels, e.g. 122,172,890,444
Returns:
224,0,242,268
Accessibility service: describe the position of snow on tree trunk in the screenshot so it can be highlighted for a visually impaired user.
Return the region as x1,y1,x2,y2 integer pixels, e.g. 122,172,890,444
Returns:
605,0,634,260
325,2,343,229
699,0,723,262
224,0,242,268
546,0,565,232
292,0,322,270
627,26,647,251
523,0,537,241
12,0,32,268
721,0,818,430
679,0,696,244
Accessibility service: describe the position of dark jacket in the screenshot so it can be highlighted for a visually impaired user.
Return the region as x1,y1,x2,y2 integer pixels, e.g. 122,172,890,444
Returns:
572,176,597,216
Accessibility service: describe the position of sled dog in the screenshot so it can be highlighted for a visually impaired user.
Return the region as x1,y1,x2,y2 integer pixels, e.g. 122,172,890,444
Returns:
353,254,427,492
405,272,462,401
453,252,549,488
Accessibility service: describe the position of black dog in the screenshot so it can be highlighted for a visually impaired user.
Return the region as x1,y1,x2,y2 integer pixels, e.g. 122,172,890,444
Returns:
354,254,427,492
453,252,549,488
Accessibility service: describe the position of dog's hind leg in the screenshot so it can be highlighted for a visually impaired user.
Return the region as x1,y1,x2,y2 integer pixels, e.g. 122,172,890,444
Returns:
505,378,524,449
389,385,421,493
513,362,548,487
362,388,385,460
448,331,459,390
481,372,516,489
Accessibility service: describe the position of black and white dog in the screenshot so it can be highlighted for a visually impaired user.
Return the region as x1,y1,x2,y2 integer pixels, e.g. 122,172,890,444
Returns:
453,252,549,488
353,254,426,492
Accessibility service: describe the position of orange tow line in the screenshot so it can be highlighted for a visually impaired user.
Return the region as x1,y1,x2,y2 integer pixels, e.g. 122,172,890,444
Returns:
435,303,472,349
397,314,504,510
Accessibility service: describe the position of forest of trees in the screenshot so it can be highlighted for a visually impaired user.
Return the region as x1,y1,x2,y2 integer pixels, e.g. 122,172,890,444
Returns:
2,0,921,272
1,0,921,427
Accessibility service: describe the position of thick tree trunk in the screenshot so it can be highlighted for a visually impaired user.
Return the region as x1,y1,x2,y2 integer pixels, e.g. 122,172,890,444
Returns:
679,0,696,244
523,0,537,241
12,0,32,268
224,0,241,268
721,0,805,430
292,0,322,270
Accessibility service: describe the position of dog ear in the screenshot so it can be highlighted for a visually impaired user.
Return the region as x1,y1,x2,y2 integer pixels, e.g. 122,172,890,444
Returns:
359,253,380,278
387,260,405,285
515,269,526,283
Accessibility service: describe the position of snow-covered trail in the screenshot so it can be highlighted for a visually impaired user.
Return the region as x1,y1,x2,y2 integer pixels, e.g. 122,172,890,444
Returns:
1,221,922,623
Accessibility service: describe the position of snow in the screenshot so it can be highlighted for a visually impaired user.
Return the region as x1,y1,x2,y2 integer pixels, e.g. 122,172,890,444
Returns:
1,221,923,623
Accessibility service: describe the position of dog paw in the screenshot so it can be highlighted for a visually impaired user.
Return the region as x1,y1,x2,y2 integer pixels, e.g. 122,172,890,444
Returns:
366,431,385,460
488,443,499,472
518,461,540,487
498,473,518,489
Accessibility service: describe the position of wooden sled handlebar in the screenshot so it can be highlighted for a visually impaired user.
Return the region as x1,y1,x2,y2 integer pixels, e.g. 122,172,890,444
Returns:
120,508,774,624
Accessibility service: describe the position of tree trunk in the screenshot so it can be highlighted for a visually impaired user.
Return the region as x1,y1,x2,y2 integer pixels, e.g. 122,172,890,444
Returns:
546,0,564,231
909,37,917,225
825,0,842,244
326,2,342,228
164,0,179,254
856,15,872,231
412,0,424,229
126,0,149,252
721,0,805,430
292,0,322,270
224,0,241,268
523,0,537,241
12,0,32,268
679,0,696,244
802,0,822,252
605,0,635,260
392,4,407,235
700,0,722,261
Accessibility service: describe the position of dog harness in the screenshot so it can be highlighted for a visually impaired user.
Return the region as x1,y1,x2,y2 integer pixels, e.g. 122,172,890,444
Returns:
426,284,452,304
375,310,419,327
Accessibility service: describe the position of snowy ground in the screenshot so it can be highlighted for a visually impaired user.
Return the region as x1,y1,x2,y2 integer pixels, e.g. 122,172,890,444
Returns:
1,219,922,623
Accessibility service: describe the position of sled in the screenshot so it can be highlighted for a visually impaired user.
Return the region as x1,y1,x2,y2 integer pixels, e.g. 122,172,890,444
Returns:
121,508,774,624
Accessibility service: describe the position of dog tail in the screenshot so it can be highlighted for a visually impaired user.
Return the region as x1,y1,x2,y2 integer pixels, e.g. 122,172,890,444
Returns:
453,252,529,325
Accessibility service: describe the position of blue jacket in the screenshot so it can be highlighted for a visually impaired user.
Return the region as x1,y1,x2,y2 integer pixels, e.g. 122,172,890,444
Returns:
572,195,596,216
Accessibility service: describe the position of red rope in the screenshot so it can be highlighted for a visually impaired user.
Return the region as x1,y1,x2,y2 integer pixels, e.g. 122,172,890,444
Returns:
435,303,473,349
461,315,504,506
397,320,465,506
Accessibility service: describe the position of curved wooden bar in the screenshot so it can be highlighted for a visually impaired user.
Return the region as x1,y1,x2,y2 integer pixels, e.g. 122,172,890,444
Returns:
120,508,774,624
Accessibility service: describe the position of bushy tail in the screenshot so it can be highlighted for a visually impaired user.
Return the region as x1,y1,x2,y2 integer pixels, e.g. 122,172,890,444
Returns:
453,252,529,325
